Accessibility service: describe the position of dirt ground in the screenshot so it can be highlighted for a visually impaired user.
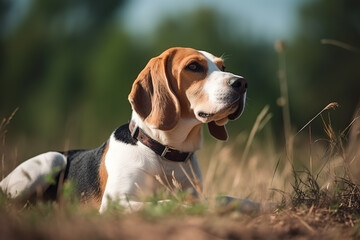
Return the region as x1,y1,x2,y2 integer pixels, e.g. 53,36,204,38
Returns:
0,208,358,240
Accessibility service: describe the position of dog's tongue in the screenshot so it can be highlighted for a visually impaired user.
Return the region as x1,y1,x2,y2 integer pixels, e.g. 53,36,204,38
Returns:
207,121,228,141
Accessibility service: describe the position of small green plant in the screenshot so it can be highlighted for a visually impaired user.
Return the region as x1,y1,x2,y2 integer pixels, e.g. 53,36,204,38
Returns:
101,195,126,215
44,166,63,185
140,191,208,220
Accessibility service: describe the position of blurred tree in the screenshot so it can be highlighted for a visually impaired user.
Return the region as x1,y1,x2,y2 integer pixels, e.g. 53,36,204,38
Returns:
0,0,10,37
0,0,129,153
2,0,359,160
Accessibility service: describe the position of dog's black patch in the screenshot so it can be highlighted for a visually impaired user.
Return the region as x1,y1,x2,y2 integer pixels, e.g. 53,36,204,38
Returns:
35,143,107,203
114,123,137,145
62,142,108,201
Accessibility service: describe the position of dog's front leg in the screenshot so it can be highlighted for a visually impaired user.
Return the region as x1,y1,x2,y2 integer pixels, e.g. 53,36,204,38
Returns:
99,166,159,213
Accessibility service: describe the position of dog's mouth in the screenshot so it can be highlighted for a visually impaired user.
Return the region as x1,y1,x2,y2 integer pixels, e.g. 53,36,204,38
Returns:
197,94,246,124
228,99,244,120
198,112,214,118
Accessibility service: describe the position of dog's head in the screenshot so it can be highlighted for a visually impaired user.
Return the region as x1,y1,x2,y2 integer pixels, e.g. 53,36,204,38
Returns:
128,47,247,141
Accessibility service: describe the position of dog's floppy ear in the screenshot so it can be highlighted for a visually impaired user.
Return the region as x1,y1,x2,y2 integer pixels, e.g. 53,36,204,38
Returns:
128,51,180,130
208,121,228,141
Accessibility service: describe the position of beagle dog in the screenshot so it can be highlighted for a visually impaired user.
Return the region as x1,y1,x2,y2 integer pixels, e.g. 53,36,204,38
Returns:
0,47,247,212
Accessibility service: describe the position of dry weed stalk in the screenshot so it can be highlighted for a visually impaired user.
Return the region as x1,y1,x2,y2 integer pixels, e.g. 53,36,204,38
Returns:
179,163,204,200
295,102,339,137
203,142,223,194
154,161,204,203
275,40,293,161
232,105,272,189
1,108,19,180
321,39,360,53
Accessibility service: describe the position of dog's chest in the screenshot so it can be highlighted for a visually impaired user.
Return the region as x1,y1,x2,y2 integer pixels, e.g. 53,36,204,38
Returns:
104,135,197,195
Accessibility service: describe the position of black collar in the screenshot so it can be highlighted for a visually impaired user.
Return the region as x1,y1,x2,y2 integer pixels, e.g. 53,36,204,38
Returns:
129,121,193,162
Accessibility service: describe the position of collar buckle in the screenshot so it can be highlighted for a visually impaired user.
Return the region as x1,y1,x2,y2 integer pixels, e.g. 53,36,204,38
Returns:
160,146,170,158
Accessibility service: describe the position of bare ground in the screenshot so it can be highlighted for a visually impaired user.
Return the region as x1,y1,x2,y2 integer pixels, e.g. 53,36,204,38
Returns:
0,207,358,240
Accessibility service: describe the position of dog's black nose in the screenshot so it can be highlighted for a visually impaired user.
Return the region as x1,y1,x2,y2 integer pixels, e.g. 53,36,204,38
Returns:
228,77,247,93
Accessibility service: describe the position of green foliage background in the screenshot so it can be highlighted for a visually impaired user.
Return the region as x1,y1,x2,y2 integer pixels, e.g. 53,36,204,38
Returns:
0,0,359,160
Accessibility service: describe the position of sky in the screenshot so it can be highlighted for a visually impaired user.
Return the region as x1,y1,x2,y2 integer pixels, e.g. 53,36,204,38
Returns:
120,0,306,42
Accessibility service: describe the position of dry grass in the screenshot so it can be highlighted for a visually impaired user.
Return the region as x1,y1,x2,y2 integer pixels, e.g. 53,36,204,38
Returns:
1,101,360,239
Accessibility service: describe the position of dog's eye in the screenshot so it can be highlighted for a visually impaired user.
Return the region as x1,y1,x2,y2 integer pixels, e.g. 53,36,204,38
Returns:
221,65,226,72
186,62,204,73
